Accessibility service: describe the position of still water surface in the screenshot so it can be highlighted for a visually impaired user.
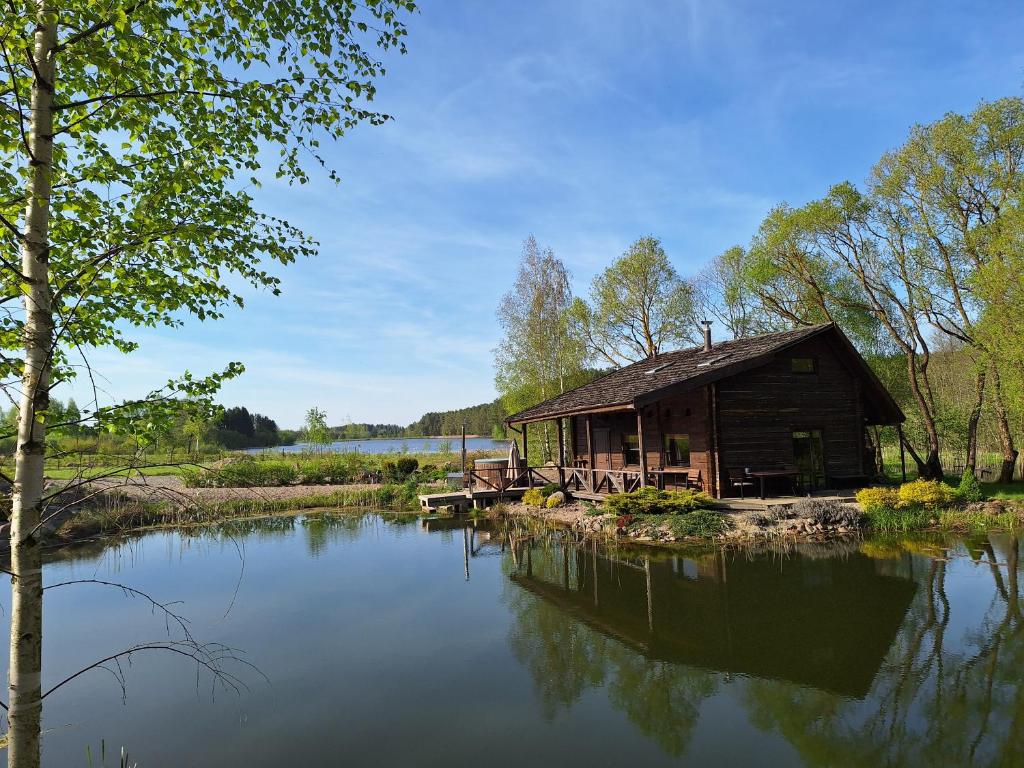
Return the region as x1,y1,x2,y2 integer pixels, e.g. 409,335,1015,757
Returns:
7,515,1023,766
250,436,509,455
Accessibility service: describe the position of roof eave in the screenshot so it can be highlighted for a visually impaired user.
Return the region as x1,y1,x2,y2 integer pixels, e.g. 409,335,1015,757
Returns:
506,401,635,426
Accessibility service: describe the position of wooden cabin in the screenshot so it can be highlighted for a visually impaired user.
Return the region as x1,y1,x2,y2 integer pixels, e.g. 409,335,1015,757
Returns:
505,323,904,499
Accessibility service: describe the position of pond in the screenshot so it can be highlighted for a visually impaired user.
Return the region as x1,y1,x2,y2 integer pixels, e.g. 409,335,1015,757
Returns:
4,515,1022,766
247,436,509,455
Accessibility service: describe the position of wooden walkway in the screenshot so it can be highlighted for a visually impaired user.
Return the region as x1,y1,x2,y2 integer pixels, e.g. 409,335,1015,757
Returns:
418,487,530,513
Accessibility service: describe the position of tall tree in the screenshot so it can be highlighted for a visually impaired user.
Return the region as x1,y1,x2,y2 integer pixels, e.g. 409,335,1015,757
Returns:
0,2,414,765
871,97,1024,480
495,236,584,463
744,185,945,478
569,236,697,366
692,245,773,339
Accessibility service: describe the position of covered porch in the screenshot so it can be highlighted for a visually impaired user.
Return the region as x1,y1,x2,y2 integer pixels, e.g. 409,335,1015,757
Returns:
506,389,712,498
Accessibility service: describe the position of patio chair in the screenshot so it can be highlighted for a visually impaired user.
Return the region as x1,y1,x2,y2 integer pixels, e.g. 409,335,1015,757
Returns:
727,468,755,499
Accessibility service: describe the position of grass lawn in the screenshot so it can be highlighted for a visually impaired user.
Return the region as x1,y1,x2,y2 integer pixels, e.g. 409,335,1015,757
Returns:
985,482,1024,501
43,464,196,480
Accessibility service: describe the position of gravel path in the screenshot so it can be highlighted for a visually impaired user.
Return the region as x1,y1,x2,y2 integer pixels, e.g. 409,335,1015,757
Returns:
81,474,385,506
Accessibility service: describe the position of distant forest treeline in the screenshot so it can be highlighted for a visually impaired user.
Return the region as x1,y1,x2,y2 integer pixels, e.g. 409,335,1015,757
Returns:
5,398,516,455
220,399,513,448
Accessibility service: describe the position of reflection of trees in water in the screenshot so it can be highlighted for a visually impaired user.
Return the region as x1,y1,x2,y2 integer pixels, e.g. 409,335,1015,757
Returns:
507,584,612,719
503,537,719,755
741,535,1024,768
606,653,718,757
504,531,1024,765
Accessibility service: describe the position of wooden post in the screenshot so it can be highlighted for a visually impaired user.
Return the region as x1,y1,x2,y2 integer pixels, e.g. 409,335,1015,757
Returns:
461,424,466,478
556,418,565,487
586,414,596,494
897,422,907,482
637,408,648,487
522,425,531,487
645,557,654,633
708,384,721,498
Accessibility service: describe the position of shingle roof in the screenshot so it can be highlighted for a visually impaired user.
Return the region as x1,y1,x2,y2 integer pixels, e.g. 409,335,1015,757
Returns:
506,323,841,424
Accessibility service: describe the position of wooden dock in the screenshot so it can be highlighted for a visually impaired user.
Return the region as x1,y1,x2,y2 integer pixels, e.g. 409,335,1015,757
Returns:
418,487,529,513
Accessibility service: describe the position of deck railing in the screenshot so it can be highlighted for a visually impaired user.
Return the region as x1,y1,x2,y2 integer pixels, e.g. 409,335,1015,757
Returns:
468,465,702,497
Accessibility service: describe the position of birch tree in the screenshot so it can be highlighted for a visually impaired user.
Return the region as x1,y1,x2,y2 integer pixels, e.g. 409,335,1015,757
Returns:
569,236,697,366
0,2,415,765
495,236,584,463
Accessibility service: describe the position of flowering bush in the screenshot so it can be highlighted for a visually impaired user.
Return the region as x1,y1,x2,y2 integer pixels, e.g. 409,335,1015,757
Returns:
521,488,546,507
545,492,565,508
897,479,957,508
855,486,899,512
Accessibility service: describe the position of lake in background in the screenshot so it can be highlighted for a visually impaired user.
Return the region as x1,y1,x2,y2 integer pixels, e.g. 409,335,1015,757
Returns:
249,436,509,455
7,516,1023,766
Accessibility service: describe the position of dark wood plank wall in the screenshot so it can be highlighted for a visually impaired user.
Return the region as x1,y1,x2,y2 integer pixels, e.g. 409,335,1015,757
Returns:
714,336,862,485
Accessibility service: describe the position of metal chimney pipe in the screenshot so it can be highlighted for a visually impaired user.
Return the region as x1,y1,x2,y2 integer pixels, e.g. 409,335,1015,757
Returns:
701,320,712,352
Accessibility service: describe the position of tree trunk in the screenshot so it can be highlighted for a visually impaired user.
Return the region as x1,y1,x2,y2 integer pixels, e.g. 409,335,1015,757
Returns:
965,370,986,476
990,365,1019,483
904,352,943,480
9,6,57,768
871,426,884,477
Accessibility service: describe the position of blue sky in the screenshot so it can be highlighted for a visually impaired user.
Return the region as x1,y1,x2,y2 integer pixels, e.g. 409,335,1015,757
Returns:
73,0,1024,429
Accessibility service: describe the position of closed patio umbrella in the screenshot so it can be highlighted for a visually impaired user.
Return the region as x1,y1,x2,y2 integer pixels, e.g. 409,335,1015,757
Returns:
507,439,521,487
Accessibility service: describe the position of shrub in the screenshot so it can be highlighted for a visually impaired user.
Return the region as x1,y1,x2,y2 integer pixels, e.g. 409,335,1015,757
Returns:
669,509,729,538
897,479,956,508
790,498,863,528
396,457,419,477
956,471,985,503
856,486,899,512
522,488,546,507
604,487,714,516
540,483,560,497
545,491,565,508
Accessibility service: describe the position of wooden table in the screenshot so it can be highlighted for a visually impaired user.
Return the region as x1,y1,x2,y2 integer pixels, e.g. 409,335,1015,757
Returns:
747,469,801,499
656,467,694,490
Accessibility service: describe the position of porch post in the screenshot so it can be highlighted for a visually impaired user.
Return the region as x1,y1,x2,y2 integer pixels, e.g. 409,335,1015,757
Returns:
586,414,595,493
556,418,565,488
637,408,648,487
522,425,531,487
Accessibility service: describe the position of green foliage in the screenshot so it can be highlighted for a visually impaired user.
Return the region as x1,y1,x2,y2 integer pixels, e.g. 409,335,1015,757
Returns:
569,236,697,366
495,236,586,462
956,472,986,503
863,506,933,534
667,509,729,538
407,400,508,438
540,483,560,496
303,408,331,450
604,487,714,516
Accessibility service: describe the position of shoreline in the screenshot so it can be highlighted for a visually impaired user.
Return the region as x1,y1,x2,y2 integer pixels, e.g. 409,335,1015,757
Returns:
13,475,1024,554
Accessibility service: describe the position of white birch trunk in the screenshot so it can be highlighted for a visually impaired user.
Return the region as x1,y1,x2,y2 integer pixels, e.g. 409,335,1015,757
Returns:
9,4,56,767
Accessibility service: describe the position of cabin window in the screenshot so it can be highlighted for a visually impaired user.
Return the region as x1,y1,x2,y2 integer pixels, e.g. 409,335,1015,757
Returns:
623,434,641,466
664,433,690,466
791,357,817,374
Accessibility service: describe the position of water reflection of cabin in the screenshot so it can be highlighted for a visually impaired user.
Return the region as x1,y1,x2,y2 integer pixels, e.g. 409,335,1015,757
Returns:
510,542,917,698
504,323,904,498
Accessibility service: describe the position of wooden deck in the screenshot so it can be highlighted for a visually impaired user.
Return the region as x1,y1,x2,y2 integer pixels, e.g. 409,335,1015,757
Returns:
417,463,859,513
